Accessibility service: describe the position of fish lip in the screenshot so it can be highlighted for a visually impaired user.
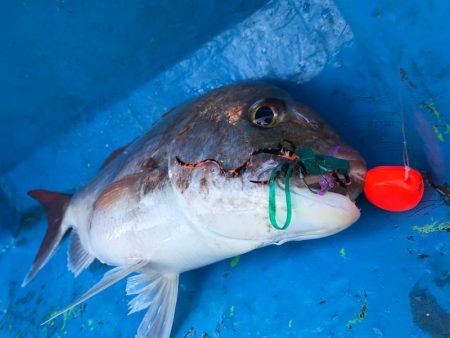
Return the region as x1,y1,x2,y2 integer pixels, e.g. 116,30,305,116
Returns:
271,226,349,244
288,170,364,202
268,189,361,244
292,188,358,209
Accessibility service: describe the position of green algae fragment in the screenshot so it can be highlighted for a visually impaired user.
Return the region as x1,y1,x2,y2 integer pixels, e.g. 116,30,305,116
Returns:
346,317,362,329
58,307,77,331
433,125,445,142
422,99,449,142
411,219,450,234
422,99,441,120
229,305,235,317
230,256,240,268
61,312,69,331
346,293,368,329
87,318,94,331
339,248,346,257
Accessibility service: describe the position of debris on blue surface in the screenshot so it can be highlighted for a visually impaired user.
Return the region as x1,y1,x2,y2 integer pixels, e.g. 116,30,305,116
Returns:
0,0,449,337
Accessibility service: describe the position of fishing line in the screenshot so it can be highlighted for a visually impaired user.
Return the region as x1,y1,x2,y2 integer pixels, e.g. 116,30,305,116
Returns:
363,64,425,212
398,81,411,181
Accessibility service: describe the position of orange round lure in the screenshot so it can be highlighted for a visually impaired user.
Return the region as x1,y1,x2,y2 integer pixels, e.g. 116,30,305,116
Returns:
364,166,424,212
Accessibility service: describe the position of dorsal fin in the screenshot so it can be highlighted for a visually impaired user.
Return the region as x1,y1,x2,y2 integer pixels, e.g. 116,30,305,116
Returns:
101,144,129,169
23,190,72,286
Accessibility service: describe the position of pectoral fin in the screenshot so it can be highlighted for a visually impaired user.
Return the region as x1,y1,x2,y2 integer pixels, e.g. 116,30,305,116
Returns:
93,175,142,211
93,170,165,212
42,261,147,325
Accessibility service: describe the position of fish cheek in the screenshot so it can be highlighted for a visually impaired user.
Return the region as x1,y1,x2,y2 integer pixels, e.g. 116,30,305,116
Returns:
173,119,253,169
199,176,209,194
173,173,192,193
141,170,166,195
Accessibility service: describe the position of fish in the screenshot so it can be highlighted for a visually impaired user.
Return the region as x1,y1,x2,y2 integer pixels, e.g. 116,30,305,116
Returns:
22,82,367,337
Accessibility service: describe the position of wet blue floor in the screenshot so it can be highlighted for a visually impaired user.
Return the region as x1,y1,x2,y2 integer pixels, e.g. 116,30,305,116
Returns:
1,1,449,337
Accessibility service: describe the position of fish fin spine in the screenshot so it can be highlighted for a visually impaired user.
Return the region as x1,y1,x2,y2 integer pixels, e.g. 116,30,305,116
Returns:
22,189,72,287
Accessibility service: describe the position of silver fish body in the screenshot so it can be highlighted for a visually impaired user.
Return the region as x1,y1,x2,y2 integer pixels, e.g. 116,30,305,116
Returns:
24,82,367,337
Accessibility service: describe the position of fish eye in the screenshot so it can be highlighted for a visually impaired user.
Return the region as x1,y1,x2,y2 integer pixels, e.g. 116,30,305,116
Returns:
248,99,283,128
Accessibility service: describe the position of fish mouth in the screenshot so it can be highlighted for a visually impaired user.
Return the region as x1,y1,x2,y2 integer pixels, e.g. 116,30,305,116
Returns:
291,163,366,202
176,141,367,202
333,146,367,201
295,145,367,202
247,145,367,202
174,143,366,243
253,146,366,242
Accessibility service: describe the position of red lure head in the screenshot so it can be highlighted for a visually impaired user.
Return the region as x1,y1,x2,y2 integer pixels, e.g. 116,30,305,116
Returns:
364,166,424,212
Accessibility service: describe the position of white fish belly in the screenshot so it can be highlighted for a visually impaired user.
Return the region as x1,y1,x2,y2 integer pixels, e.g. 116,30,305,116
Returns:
86,185,261,273
83,175,359,273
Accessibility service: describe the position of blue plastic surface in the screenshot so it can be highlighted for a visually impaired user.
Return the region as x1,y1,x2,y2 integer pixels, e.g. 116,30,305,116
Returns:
0,0,449,337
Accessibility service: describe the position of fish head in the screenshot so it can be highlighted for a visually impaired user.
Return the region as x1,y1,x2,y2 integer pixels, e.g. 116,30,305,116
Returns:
168,82,367,243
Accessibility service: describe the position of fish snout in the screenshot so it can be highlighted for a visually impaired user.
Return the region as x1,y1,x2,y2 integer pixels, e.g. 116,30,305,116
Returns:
348,158,367,183
333,146,367,201
333,147,367,180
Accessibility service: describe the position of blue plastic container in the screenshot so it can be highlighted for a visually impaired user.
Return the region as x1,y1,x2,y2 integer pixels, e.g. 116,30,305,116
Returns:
0,1,448,337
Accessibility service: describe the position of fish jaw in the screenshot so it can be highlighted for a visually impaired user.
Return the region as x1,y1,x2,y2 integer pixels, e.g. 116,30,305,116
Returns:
266,188,360,245
176,170,361,246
